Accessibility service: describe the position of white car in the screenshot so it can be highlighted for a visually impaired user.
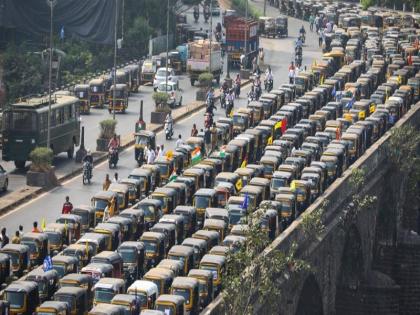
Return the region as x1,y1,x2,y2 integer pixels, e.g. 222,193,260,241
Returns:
0,164,8,192
157,82,183,108
153,67,178,90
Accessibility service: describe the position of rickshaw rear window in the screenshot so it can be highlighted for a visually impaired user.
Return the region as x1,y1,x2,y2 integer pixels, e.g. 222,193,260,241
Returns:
4,111,36,132
271,178,287,189
138,205,155,218
194,196,210,209
46,232,62,245
173,288,191,305
95,288,115,303
156,305,176,315
157,164,169,176
229,210,244,225
233,115,245,124
135,136,149,145
119,248,136,263
114,90,125,98
6,291,24,308
93,199,108,210
21,240,38,254
168,254,186,265
55,295,75,310
263,164,274,174
201,265,219,280
152,196,168,209
143,240,157,253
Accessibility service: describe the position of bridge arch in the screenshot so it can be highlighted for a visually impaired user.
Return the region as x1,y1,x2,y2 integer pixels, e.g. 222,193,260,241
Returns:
295,274,323,315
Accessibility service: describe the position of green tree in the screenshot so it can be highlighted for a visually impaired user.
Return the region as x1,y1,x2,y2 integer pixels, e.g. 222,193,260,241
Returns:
361,0,375,10
125,17,153,58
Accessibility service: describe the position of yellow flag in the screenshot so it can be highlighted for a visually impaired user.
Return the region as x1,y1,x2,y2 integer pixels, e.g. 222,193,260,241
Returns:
85,241,89,257
41,218,46,231
267,136,273,145
370,103,376,113
358,111,365,120
397,75,402,85
385,86,389,102
275,121,282,130
320,75,325,84
240,159,247,168
166,150,173,161
235,178,243,191
290,180,297,191
229,110,233,118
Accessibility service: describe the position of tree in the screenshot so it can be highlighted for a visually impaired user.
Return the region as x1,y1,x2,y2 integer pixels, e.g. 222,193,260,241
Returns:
361,0,375,10
125,17,153,58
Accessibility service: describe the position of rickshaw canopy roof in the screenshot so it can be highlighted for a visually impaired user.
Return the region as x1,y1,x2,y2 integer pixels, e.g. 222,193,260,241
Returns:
141,231,166,241
200,254,226,265
128,280,158,295
94,277,125,290
92,190,118,200
172,276,199,289
195,188,216,197
6,280,38,293
38,301,68,311
22,232,48,241
168,245,194,257
55,286,87,297
156,294,185,305
145,267,175,279
1,243,29,253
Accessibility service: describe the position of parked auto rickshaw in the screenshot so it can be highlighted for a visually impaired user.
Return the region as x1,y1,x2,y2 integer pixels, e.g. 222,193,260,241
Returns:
186,137,205,157
252,208,277,240
193,189,218,225
108,84,128,113
120,208,145,240
93,277,125,305
70,205,95,233
88,303,125,315
232,112,249,137
160,214,185,245
129,168,153,196
20,233,48,268
60,273,93,294
127,280,158,310
106,215,133,242
214,182,234,208
247,101,264,124
111,294,140,315
55,214,82,243
181,238,207,268
119,179,142,205
249,177,271,201
203,219,227,243
155,295,185,315
43,223,67,256
140,232,166,268
259,155,280,179
93,223,121,251
157,259,184,277
234,167,255,187
81,263,113,285
170,276,199,314
36,301,69,315
174,206,197,238
0,244,29,278
51,255,78,279
151,187,177,215
138,165,160,189
143,268,175,295
151,222,176,253
275,193,296,230
291,180,311,215
54,286,89,315
215,172,241,193
74,84,90,114
116,241,144,286
239,185,264,211
4,281,39,315
76,232,107,256
174,176,196,205
167,245,195,275
199,254,225,296
24,267,58,302
192,230,219,252
91,191,119,224
188,269,213,310
135,199,163,230
89,78,106,108
108,184,129,211
91,251,123,280
192,163,216,188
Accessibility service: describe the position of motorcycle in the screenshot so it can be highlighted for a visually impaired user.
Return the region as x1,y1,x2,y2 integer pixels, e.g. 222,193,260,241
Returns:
295,54,302,68
254,85,262,100
220,92,226,108
108,148,119,169
265,79,273,92
248,91,256,104
82,162,92,185
204,10,210,23
165,121,173,140
299,33,306,43
215,32,221,42
193,10,199,23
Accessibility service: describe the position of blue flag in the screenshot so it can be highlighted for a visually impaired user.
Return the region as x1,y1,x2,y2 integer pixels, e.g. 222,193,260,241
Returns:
60,26,65,40
241,193,249,210
331,86,336,97
345,97,354,110
43,255,53,272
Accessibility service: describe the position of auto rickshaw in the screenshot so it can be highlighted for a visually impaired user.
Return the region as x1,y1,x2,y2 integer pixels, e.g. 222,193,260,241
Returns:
117,241,144,286
20,232,48,267
239,185,264,211
140,165,162,187
111,294,140,315
234,167,255,187
129,168,153,196
174,176,196,204
71,205,96,233
0,253,10,287
43,223,67,256
127,280,158,310
0,244,29,278
249,177,271,201
155,295,185,315
76,233,108,256
226,203,246,228
24,267,58,302
188,269,213,310
124,64,140,92
74,84,90,114
174,206,197,238
232,112,249,137
54,286,89,315
94,223,121,251
4,281,39,315
275,15,288,37
93,278,125,305
120,208,145,240
291,180,311,215
157,259,184,277
192,230,219,252
89,78,106,108
151,187,177,215
134,199,163,230
62,244,93,269
80,263,113,285
182,238,207,268
140,232,166,268
91,191,119,224
275,193,296,230
167,245,195,275
88,303,125,315
191,163,216,188
199,254,225,296
36,301,69,315
59,273,93,296
193,189,218,225
214,182,234,208
143,268,175,295
259,155,280,179
91,251,123,279
159,214,185,245
170,277,199,315
154,157,175,185
51,255,78,279
151,222,176,253
203,219,227,243
106,215,134,242
247,101,264,125
108,84,128,114
186,137,205,157
108,183,130,211
120,178,142,204
301,172,321,202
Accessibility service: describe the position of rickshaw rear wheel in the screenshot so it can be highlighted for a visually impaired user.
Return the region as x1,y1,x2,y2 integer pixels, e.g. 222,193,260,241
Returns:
14,160,26,169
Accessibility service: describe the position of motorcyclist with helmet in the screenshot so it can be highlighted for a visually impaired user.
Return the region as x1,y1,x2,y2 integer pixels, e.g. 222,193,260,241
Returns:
165,112,174,140
299,25,306,43
265,66,274,92
193,5,199,23
108,134,120,168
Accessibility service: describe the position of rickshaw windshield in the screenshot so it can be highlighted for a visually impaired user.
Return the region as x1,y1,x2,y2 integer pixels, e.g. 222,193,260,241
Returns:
194,196,210,209
5,291,24,308
53,265,67,278
46,232,62,245
216,192,228,206
8,252,19,265
271,178,287,189
56,295,75,310
157,164,169,176
295,77,305,85
138,205,155,220
201,265,219,280
80,241,97,254
233,115,246,125
93,199,108,210
21,240,38,254
114,90,125,98
117,193,125,206
156,305,176,315
262,163,274,174
229,209,244,225
153,196,168,210
91,85,104,93
95,288,115,303
119,248,136,263
168,254,186,265
143,240,157,253
135,136,149,145
135,293,148,307
173,288,191,305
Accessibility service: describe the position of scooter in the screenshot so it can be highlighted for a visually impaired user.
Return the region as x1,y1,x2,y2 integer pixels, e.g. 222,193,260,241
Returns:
108,148,119,169
220,92,226,108
82,162,92,184
226,99,234,117
215,31,221,42
193,10,199,23
165,121,173,140
299,33,306,43
248,90,256,104
295,54,302,68
265,79,273,92
254,85,262,100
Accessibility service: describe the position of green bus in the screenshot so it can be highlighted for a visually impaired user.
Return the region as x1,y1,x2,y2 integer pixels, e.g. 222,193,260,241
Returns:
1,94,80,168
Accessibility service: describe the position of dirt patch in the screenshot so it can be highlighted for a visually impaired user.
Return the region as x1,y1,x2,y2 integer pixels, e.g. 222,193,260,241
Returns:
219,0,232,10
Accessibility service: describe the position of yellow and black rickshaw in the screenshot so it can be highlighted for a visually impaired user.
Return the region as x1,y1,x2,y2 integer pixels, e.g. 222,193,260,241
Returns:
134,130,156,166
76,232,108,256
56,214,82,242
80,263,113,286
275,193,296,231
239,185,264,211
93,224,121,251
119,178,142,205
188,269,213,310
43,223,67,256
192,230,219,252
154,156,175,185
91,191,119,224
171,276,200,314
124,64,140,92
182,238,207,268
157,259,184,277
160,214,186,245
150,187,177,215
120,208,145,240
62,244,94,268
203,219,228,243
151,221,176,252
117,241,144,286
135,199,162,230
140,232,166,268
60,273,93,297
71,205,96,233
183,168,205,193
74,84,90,114
155,294,185,315
129,168,153,195
111,294,141,315
0,253,11,286
193,189,217,225
291,180,311,215
93,277,125,305
108,84,128,114
247,101,264,124
167,245,195,275
91,251,124,279
108,183,130,211
51,255,78,279
199,254,225,296
174,206,197,238
192,163,216,188
249,177,271,201
4,280,39,315
24,267,58,302
143,267,175,295
20,232,48,268
36,301,69,315
89,78,106,108
127,280,158,310
232,112,249,137
54,286,89,315
88,303,125,315
0,244,29,278
234,167,255,187
252,208,277,240
259,155,280,179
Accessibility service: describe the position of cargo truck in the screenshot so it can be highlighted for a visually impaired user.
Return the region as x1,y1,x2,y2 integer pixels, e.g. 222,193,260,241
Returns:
225,16,259,69
187,39,223,86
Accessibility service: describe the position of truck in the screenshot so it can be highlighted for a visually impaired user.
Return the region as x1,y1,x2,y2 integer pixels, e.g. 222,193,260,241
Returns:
225,16,259,69
187,39,223,86
140,59,157,85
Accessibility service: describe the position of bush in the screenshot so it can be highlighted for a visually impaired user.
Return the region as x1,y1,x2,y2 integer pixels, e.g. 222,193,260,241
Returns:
198,72,214,88
99,119,117,139
361,0,375,10
29,147,53,172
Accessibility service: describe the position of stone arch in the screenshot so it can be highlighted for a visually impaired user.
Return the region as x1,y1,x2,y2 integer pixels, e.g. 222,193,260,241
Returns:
335,224,364,314
295,274,323,315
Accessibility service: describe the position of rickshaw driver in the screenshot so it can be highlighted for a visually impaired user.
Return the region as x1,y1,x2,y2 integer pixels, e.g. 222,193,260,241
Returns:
108,134,120,160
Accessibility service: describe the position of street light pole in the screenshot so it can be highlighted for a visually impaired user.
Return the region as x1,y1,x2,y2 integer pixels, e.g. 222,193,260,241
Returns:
113,0,119,120
244,0,248,67
165,0,170,91
264,0,267,15
46,0,56,149
209,0,213,73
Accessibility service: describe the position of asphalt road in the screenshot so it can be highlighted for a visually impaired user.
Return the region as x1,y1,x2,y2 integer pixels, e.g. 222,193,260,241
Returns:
0,2,323,233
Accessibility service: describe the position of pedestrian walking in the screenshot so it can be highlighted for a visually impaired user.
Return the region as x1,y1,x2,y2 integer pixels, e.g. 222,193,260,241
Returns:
318,28,324,48
146,146,155,164
288,62,295,84
157,145,164,159
204,128,211,156
113,172,119,183
18,225,23,238
314,15,320,32
309,14,314,31
103,174,111,190
211,123,218,152
32,221,41,233
0,228,8,248
62,196,73,214
191,124,198,137
176,135,184,148
12,231,20,244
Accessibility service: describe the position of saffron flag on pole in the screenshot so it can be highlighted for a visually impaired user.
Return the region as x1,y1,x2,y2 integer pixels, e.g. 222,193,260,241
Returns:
290,180,297,191
235,178,243,192
191,147,202,165
240,157,247,168
281,117,287,134
275,121,282,130
267,136,273,145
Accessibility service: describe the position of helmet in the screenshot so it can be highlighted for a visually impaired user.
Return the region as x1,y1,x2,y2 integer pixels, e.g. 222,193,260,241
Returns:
87,150,91,155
